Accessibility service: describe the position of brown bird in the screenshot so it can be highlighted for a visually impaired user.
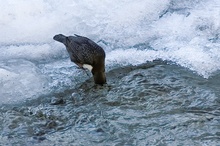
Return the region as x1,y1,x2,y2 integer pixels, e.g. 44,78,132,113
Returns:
53,34,106,85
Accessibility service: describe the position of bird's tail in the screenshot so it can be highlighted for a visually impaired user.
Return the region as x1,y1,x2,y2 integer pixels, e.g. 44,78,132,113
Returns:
53,34,67,45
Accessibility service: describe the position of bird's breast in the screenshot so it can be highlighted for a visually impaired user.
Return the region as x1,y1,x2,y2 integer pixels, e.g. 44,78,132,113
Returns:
82,64,93,71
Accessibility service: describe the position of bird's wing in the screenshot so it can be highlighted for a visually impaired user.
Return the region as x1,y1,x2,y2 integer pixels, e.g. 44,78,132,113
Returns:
74,35,105,56
66,36,94,65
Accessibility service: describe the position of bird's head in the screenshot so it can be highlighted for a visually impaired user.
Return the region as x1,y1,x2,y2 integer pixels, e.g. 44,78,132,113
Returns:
92,67,106,85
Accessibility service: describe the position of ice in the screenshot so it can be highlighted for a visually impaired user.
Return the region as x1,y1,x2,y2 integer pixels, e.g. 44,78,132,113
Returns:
0,0,220,103
0,59,48,104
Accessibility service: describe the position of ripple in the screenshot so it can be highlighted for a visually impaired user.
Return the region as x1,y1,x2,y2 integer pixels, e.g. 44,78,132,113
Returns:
0,61,219,145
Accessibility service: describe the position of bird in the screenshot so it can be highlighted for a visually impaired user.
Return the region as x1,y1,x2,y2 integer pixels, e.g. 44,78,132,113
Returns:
53,34,106,85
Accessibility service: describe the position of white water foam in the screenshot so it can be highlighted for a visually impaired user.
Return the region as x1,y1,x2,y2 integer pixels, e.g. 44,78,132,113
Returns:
0,0,219,103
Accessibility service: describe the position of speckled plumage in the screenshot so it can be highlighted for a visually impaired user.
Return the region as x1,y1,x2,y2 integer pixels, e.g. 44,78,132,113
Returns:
53,34,106,85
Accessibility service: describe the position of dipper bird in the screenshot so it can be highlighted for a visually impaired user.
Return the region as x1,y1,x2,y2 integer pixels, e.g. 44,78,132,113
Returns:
53,34,106,85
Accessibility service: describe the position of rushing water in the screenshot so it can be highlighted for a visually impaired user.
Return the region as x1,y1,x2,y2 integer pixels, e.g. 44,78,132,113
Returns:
0,0,220,145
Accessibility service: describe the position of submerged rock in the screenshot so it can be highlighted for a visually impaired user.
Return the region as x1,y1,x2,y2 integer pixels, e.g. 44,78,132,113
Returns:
50,97,65,105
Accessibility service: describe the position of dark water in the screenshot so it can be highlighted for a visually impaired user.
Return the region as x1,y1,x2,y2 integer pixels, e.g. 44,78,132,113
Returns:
1,61,220,146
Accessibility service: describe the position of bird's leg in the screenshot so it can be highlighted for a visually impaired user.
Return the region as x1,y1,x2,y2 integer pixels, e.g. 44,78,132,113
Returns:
75,63,91,77
81,67,90,77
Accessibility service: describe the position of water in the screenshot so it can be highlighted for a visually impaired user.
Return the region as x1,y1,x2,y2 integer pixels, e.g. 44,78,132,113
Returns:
0,0,220,145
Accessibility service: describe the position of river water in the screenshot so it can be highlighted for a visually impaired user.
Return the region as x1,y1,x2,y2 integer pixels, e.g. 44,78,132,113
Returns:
0,0,220,145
